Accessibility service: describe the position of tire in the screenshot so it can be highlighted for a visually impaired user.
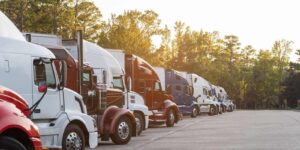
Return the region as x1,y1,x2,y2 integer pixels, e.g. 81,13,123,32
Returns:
209,105,216,116
111,116,132,145
190,106,198,118
166,109,175,127
0,136,26,150
134,112,144,136
62,124,85,150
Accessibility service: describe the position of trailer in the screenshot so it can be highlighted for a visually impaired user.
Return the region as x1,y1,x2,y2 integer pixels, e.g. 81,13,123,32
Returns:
154,67,198,117
109,50,181,127
0,12,98,149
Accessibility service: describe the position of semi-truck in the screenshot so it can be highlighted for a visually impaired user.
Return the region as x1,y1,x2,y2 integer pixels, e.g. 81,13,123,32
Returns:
62,40,149,135
0,11,98,149
0,86,42,150
24,32,138,144
109,50,181,127
154,67,198,117
185,73,220,115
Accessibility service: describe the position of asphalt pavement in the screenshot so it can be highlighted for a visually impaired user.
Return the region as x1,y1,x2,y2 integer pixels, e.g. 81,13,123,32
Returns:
89,110,300,150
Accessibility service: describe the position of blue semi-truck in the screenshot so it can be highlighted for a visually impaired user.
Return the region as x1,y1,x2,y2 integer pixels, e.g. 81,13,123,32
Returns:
154,67,199,117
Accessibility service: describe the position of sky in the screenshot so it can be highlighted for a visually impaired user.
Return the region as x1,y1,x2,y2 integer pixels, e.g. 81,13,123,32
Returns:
92,0,300,62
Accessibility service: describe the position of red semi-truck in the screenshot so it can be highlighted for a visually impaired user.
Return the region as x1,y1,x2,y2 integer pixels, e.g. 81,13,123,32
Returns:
0,86,42,150
109,50,181,127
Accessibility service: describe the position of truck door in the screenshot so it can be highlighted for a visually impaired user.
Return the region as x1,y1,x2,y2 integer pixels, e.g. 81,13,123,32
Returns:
31,58,63,119
138,79,154,109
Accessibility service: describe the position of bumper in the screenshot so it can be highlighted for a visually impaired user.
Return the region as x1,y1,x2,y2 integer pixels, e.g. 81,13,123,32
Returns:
149,110,166,124
30,137,43,150
89,131,98,148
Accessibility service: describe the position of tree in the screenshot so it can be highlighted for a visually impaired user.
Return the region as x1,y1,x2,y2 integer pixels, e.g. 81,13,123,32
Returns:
0,0,102,40
98,10,165,62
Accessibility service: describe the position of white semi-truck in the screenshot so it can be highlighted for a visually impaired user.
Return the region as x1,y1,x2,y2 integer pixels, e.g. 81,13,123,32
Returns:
185,73,220,115
0,11,98,149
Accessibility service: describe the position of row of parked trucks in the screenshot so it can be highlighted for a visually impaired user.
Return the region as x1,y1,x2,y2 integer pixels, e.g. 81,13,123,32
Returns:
0,11,235,150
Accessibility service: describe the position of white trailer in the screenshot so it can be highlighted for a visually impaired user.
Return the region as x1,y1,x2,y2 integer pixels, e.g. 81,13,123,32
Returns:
63,42,149,135
0,11,98,149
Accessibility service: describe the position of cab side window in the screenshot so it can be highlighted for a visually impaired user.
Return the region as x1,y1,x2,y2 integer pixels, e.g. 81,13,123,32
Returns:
154,81,162,91
33,60,56,89
203,88,208,96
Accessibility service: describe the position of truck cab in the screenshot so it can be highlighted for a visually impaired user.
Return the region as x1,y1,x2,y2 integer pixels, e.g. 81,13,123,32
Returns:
110,51,181,127
0,12,98,149
154,67,198,117
186,73,219,115
0,86,42,150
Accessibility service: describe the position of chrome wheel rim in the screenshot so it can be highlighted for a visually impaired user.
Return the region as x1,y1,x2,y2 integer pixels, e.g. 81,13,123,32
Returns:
65,132,82,150
118,121,130,140
169,111,175,123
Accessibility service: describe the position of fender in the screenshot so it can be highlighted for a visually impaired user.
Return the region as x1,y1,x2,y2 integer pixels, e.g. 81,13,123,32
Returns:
163,99,181,122
100,106,137,140
51,111,97,148
0,116,40,138
0,86,29,116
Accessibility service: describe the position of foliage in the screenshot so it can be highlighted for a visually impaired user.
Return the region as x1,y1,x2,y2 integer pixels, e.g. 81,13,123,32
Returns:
0,3,297,109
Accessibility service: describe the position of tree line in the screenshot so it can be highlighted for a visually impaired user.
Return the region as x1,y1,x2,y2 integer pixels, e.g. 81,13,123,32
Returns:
1,0,300,109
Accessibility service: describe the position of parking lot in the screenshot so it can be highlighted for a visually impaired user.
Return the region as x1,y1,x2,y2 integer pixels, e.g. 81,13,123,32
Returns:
90,110,300,150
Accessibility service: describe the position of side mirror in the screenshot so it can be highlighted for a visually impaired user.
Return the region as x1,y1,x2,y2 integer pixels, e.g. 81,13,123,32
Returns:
92,75,97,86
126,77,132,91
38,82,47,93
53,60,66,90
102,70,107,84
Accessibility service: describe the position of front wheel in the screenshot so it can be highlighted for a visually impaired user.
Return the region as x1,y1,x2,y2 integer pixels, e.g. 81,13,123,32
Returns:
134,112,144,136
166,109,175,127
209,105,216,116
111,116,132,145
62,124,85,150
0,136,26,150
190,106,198,118
219,106,222,114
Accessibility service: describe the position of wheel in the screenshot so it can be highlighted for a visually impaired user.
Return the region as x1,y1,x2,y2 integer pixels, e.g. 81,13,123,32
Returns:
166,109,175,127
134,112,144,136
190,106,198,118
209,105,216,116
62,124,85,150
222,106,226,113
0,136,26,150
111,116,132,145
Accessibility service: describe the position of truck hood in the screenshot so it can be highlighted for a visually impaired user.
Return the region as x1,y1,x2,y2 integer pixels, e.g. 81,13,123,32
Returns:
0,86,29,116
